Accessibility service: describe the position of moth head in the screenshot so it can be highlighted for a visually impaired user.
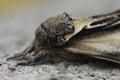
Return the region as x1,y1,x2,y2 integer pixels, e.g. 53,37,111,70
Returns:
35,12,75,47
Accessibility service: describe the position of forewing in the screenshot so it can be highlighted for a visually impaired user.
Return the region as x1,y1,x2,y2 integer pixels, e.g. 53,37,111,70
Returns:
64,22,120,64
64,9,120,42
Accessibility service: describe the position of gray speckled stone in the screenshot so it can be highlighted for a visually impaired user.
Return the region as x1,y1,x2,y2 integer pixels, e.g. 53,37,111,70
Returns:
0,0,120,80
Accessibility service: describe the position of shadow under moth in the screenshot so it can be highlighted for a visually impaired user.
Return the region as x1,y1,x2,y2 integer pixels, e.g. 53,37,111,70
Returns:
7,9,120,65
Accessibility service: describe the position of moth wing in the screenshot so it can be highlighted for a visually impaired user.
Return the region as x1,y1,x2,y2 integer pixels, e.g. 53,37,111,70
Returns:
91,9,120,18
64,9,120,42
64,22,120,64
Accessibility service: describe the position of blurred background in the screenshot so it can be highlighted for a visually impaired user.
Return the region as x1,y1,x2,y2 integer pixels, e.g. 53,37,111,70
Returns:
0,0,120,57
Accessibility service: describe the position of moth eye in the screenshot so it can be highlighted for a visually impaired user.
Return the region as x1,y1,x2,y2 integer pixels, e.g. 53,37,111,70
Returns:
67,24,74,31
59,23,74,34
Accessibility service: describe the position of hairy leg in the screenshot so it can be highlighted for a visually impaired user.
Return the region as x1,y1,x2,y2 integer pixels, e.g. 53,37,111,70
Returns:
15,48,89,66
7,40,36,60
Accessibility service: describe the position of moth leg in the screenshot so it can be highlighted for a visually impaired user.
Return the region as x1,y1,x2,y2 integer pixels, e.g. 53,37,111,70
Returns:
28,51,90,65
15,49,56,65
15,48,90,66
7,40,35,60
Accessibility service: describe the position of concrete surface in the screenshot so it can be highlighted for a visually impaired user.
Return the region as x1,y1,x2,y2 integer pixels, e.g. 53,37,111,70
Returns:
0,0,120,80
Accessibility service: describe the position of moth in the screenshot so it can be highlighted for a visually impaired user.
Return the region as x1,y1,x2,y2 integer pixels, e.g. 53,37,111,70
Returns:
7,9,120,65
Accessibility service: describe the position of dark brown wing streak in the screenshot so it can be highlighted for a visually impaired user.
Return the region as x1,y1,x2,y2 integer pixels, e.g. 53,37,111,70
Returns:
85,10,120,30
64,20,120,64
